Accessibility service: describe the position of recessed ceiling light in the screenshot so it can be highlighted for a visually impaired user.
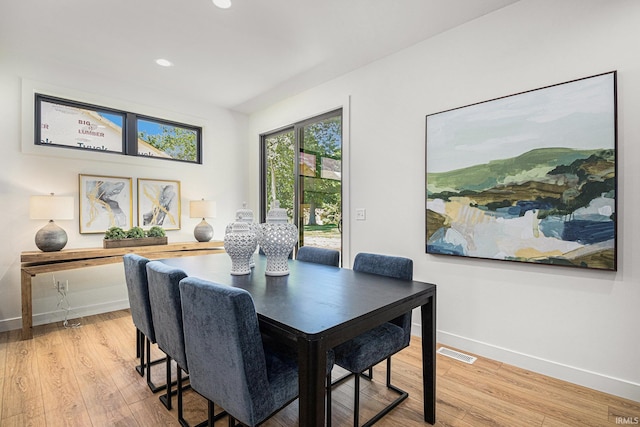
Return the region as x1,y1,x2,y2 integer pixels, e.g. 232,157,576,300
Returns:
212,0,231,9
155,58,173,67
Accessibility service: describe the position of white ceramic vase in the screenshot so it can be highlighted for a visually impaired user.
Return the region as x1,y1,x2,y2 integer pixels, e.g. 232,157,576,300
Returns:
258,201,298,276
224,222,257,275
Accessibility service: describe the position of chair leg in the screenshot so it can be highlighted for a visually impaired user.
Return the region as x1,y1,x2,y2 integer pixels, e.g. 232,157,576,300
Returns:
134,333,170,393
145,337,171,393
359,357,408,427
353,373,360,427
208,400,215,427
135,330,145,377
206,400,228,426
159,356,173,410
178,367,186,427
331,357,409,427
326,373,332,427
136,329,142,359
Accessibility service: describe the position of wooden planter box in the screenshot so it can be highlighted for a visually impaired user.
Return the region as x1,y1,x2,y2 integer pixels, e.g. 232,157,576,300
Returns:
103,236,168,249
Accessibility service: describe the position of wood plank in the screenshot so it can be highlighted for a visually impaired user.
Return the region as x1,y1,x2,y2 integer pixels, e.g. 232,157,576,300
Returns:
62,321,138,426
0,330,8,376
128,394,181,427
1,412,47,427
35,327,92,427
1,330,44,421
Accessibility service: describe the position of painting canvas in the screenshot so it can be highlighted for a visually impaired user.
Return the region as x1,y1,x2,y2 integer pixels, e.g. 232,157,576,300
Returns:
425,72,617,271
137,178,181,230
79,174,133,233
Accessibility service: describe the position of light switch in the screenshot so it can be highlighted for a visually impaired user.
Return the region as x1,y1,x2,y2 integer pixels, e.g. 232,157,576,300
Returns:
356,208,366,220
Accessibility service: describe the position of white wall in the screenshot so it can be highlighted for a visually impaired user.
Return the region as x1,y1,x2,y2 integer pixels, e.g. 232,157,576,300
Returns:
248,0,640,401
0,56,249,331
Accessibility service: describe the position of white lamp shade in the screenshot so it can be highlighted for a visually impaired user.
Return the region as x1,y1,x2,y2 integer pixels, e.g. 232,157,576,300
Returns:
212,0,231,9
30,195,74,220
190,200,217,219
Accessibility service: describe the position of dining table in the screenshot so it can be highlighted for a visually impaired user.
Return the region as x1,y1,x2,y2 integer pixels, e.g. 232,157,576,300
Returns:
161,253,437,426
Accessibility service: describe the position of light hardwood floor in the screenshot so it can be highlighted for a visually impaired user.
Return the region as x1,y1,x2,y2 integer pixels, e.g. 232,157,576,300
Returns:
1,310,638,426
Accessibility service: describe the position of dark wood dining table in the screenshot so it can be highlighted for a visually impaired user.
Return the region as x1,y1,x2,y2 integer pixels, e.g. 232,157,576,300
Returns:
161,253,437,426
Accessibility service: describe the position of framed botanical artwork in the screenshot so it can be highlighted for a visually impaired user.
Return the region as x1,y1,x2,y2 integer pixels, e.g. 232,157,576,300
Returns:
79,174,133,234
425,71,617,271
137,178,181,230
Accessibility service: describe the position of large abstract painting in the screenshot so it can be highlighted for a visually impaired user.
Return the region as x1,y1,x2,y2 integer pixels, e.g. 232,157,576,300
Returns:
425,72,617,270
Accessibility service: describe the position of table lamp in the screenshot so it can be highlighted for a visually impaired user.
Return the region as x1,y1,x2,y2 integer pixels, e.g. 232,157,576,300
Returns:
30,193,74,252
189,199,216,242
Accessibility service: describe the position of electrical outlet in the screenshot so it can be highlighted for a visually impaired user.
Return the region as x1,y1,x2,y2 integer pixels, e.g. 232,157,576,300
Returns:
356,208,366,220
56,280,68,293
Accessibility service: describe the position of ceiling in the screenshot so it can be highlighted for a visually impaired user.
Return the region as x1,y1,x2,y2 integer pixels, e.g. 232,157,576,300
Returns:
1,0,519,114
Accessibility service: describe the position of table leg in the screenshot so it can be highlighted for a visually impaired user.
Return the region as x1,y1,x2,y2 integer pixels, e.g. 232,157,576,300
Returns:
21,269,34,340
421,291,437,424
297,336,327,427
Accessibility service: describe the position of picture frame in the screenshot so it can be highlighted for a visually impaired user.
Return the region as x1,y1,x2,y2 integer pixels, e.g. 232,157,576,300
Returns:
79,174,133,234
137,178,181,230
425,71,617,271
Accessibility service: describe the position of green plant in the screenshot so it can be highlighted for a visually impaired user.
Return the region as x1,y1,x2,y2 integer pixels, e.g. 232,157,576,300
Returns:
126,226,146,239
104,227,127,240
147,226,166,238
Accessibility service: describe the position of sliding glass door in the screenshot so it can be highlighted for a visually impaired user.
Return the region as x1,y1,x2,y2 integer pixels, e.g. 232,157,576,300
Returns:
261,109,342,260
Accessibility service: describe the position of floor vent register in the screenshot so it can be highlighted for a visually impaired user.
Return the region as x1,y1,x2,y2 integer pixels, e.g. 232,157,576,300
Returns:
437,347,477,364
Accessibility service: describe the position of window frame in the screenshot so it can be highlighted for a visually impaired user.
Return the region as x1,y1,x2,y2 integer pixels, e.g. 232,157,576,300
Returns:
35,93,202,164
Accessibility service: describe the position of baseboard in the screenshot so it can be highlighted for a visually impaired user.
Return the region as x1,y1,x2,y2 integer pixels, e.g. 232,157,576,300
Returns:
0,299,130,334
432,330,640,402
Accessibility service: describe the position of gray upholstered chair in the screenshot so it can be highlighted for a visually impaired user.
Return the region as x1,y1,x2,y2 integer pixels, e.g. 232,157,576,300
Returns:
296,245,340,267
123,253,166,393
331,252,413,427
146,261,222,427
179,276,300,427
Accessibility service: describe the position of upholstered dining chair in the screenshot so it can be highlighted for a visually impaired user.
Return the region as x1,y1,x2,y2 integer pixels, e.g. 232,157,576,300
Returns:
179,276,300,427
296,245,340,267
146,261,223,427
331,252,413,427
123,253,166,393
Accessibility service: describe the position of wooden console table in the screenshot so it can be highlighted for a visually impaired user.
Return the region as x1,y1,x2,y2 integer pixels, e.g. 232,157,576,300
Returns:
20,241,225,340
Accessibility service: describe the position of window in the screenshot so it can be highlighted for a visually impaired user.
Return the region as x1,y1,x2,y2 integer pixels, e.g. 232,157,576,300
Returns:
260,109,343,258
35,94,202,164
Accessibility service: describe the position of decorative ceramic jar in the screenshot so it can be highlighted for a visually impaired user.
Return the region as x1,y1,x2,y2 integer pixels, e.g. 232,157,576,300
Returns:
226,203,258,268
258,201,298,276
223,222,257,275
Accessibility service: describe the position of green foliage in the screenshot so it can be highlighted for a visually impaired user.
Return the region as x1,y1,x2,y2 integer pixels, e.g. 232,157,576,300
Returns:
265,115,342,225
104,226,127,240
139,126,197,161
265,131,295,216
147,226,166,237
126,226,146,239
